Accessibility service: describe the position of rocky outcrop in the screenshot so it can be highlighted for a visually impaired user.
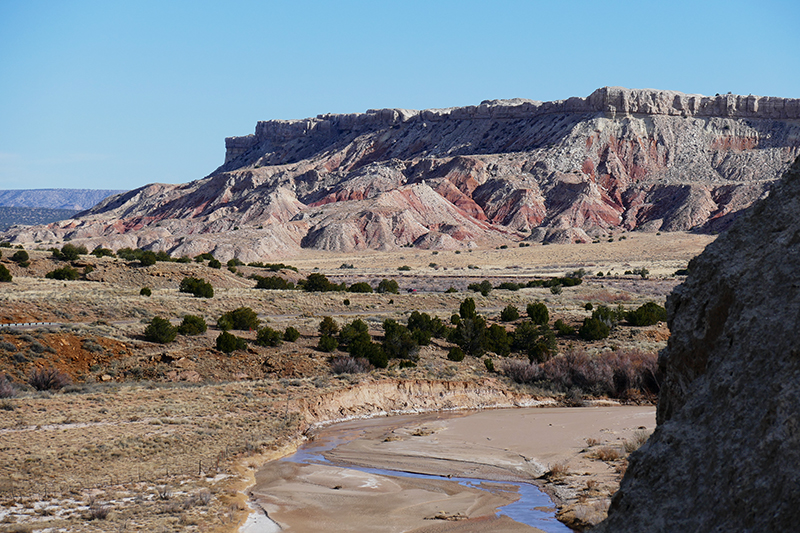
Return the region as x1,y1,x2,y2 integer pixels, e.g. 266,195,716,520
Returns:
4,88,800,261
594,155,800,532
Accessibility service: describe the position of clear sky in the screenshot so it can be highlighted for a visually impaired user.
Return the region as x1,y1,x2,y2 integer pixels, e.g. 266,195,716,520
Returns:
1,0,798,191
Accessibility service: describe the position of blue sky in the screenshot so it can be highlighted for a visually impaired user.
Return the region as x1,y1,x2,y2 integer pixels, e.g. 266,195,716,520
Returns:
1,0,798,191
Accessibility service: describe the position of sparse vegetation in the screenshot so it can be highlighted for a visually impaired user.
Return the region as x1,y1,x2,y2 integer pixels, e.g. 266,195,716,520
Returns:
284,326,300,342
140,286,152,296
500,304,520,322
254,275,295,290
627,302,667,326
526,302,549,325
256,326,283,347
377,278,399,294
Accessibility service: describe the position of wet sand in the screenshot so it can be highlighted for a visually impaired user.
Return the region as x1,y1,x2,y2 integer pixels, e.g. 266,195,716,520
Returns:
247,406,655,532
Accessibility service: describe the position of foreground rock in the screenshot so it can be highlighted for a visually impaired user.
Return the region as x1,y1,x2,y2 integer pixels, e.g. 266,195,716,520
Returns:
594,155,800,531
4,88,800,261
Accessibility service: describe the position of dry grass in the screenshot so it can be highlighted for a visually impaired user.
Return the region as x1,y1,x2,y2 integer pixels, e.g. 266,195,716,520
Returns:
623,429,652,453
593,446,623,462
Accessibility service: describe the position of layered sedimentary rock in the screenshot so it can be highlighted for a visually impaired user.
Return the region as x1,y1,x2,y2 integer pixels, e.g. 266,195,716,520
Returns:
4,87,800,261
594,155,800,532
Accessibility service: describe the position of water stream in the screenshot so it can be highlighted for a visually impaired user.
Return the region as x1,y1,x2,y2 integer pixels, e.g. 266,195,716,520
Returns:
251,417,573,532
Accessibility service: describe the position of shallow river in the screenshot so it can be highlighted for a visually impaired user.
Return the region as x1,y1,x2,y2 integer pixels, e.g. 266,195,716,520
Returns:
241,406,655,532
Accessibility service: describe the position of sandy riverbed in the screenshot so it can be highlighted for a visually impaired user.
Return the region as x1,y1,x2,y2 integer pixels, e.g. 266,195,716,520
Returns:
245,406,655,532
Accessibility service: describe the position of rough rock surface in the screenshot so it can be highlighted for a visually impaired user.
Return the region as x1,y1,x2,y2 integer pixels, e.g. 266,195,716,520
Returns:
4,87,800,261
594,155,800,532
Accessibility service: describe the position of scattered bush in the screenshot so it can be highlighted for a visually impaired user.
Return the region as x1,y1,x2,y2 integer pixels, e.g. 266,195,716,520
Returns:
377,278,400,294
584,302,593,311
144,316,177,344
513,320,557,363
343,298,350,306
500,305,520,322
382,319,419,361
0,264,11,282
256,326,283,347
526,302,549,325
554,319,575,336
208,258,222,269
318,335,339,352
217,307,260,331
28,366,72,391
11,250,29,266
46,266,80,280
484,357,495,372
0,373,16,398
227,258,244,267
177,315,207,336
140,287,152,296
54,243,88,261
331,356,372,374
348,282,373,293
318,316,339,337
496,282,520,291
578,317,611,340
283,326,300,342
468,280,493,296
447,346,466,362
397,265,412,271
627,302,667,326
623,430,651,453
302,273,345,292
139,250,157,266
502,359,541,383
91,247,115,258
179,276,214,298
248,262,298,272
485,323,511,356
216,331,247,353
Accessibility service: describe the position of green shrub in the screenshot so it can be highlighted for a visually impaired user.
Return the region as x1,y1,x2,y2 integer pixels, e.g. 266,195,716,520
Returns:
218,307,260,331
554,319,575,336
177,315,207,336
459,298,478,320
195,252,215,262
154,251,172,262
627,302,667,326
46,266,80,281
377,278,399,294
382,319,418,361
468,280,493,296
179,276,214,298
56,243,88,261
448,347,465,362
144,316,177,344
486,323,511,356
450,315,487,356
496,282,520,291
500,305,520,322
208,258,222,269
484,357,495,372
513,321,557,363
216,331,247,353
397,265,411,271
526,302,549,325
343,298,350,306
176,256,192,263
318,316,339,337
283,326,300,342
139,251,157,266
140,287,152,296
255,326,283,347
302,273,345,292
11,250,28,264
90,247,115,258
318,335,339,352
445,286,458,293
348,282,373,293
116,247,143,261
227,258,244,267
579,317,611,340
584,302,593,311
0,264,11,282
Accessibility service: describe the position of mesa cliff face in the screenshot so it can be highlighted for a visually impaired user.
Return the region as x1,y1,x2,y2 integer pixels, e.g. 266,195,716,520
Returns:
594,155,800,532
5,87,800,261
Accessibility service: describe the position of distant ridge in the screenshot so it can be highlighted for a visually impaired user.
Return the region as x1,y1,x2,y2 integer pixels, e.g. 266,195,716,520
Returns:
3,87,800,261
0,189,126,211
0,207,79,232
